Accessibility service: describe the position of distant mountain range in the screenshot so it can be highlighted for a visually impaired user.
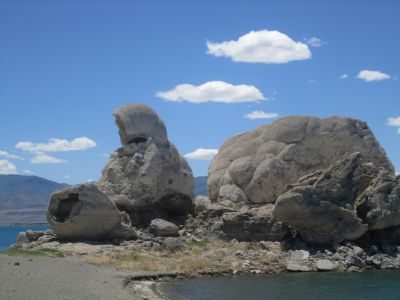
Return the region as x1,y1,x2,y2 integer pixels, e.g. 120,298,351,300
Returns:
0,175,68,224
0,174,208,224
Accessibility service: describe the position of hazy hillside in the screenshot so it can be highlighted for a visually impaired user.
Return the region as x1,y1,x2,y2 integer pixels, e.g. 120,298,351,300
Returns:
0,175,68,224
194,176,208,196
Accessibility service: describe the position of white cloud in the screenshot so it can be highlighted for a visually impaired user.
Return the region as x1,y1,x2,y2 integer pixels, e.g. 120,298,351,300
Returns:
307,79,317,84
357,70,391,82
0,159,17,174
305,37,325,47
244,111,278,120
184,148,218,160
22,169,33,174
339,74,348,79
386,117,400,134
64,174,71,179
0,150,24,160
156,81,265,103
31,154,68,164
387,117,400,127
207,29,311,64
15,137,96,153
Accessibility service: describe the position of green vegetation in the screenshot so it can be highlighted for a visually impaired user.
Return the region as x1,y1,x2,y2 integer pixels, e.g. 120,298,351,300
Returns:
0,248,64,258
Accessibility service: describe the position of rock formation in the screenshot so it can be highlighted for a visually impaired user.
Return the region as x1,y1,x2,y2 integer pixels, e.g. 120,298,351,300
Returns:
208,116,394,206
47,183,136,240
273,153,400,245
97,104,194,226
357,172,400,230
47,104,194,241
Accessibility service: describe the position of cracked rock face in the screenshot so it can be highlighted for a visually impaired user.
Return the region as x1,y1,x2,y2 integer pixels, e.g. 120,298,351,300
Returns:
208,116,394,206
357,172,400,230
273,153,376,245
47,184,136,241
97,104,194,226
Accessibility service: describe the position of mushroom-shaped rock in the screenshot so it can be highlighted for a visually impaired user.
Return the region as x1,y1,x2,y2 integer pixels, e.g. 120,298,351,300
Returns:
97,104,194,226
273,153,377,245
208,116,394,206
47,183,136,241
113,104,168,145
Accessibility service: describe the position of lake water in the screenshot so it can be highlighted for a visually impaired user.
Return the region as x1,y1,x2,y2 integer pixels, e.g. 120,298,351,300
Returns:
160,270,400,300
0,225,48,250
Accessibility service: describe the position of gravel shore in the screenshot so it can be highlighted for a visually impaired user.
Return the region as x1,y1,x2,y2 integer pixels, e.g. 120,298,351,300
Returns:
0,255,162,300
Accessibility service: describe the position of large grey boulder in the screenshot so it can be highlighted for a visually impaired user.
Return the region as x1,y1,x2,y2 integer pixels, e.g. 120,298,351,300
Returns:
357,172,400,230
208,116,394,205
273,153,376,244
47,184,136,241
97,104,194,226
149,219,179,237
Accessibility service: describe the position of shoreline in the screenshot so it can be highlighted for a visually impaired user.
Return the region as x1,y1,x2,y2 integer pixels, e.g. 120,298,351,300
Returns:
0,223,48,226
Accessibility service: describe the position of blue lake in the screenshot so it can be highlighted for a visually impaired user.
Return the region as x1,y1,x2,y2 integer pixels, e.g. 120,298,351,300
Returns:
0,225,48,250
161,270,400,300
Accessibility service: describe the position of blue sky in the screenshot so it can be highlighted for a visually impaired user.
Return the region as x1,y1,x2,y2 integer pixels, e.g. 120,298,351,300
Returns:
0,0,399,184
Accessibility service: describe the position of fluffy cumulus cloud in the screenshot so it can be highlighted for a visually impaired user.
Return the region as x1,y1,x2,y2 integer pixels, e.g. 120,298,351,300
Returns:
244,111,278,120
339,74,348,79
0,150,23,160
357,70,391,82
206,29,311,64
387,117,400,134
31,154,68,164
305,37,325,47
387,117,400,127
0,159,17,174
184,148,218,160
156,81,265,103
15,137,96,153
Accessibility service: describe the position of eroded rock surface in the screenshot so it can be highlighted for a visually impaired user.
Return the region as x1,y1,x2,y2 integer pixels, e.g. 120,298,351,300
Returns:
97,104,194,226
357,172,400,230
273,152,400,245
273,153,375,244
47,183,136,241
208,116,394,206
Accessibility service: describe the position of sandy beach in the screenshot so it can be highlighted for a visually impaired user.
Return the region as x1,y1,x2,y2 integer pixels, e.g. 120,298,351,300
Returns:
0,254,162,300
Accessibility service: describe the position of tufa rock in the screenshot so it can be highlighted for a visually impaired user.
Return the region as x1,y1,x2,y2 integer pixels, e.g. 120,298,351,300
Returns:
97,104,194,226
149,219,179,237
47,183,137,241
273,153,375,244
220,205,288,242
208,116,394,206
316,259,336,271
357,172,400,230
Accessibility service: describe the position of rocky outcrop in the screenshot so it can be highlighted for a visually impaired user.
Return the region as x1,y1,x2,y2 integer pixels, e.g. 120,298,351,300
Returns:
208,116,394,206
47,104,195,241
97,104,194,226
273,153,400,245
273,153,375,244
357,172,400,230
47,184,136,241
